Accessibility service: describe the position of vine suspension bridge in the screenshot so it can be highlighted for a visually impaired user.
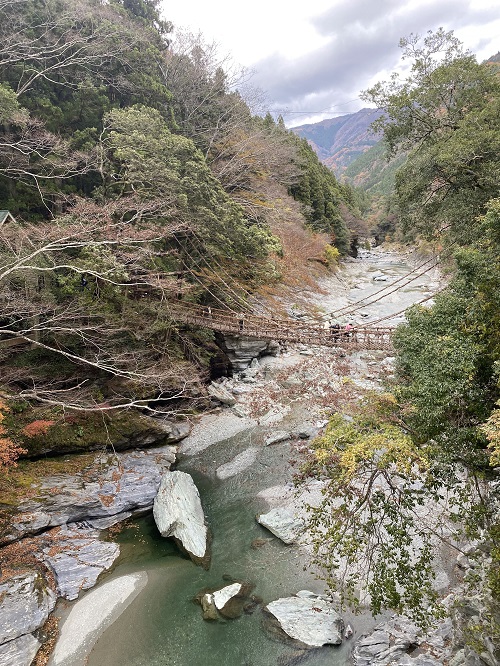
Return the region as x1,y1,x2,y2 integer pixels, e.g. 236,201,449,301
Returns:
168,302,394,351
166,247,445,352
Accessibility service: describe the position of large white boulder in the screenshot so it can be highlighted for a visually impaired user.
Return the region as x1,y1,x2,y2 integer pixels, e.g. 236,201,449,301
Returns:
256,507,306,544
153,471,210,568
265,591,344,647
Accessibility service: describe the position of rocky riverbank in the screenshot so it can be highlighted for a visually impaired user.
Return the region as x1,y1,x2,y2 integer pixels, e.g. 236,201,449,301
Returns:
0,442,179,665
0,246,494,666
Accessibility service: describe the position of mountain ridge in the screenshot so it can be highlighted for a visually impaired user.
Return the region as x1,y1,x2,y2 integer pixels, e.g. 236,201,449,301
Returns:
291,108,383,177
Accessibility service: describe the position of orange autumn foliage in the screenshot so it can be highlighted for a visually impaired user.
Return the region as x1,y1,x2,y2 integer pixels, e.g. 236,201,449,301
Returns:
0,399,27,468
21,420,55,438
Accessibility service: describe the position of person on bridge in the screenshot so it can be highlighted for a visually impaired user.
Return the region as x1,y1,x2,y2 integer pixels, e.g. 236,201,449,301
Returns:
329,322,341,341
344,322,354,339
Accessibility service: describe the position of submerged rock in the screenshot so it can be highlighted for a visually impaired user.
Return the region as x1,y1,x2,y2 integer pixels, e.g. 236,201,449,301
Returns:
216,447,259,479
265,591,344,647
256,507,306,544
153,471,210,568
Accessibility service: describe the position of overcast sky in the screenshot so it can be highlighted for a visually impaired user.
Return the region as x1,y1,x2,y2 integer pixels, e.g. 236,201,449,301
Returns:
162,0,499,127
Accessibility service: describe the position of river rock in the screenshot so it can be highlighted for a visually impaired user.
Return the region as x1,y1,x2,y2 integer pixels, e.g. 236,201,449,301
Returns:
0,634,41,666
256,507,306,544
3,446,177,544
352,616,425,666
265,592,344,647
201,593,219,621
219,335,279,371
216,448,258,479
42,525,120,600
199,581,254,620
153,471,210,568
291,425,319,440
207,382,237,406
0,572,56,646
264,431,291,446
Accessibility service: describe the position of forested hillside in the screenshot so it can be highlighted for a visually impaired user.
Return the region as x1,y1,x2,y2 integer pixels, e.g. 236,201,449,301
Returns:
303,30,500,654
0,0,359,456
292,108,383,176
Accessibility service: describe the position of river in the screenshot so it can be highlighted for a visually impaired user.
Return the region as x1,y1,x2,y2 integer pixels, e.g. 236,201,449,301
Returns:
60,247,440,666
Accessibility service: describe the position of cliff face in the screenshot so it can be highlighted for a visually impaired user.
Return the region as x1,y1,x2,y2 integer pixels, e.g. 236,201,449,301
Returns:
291,108,383,177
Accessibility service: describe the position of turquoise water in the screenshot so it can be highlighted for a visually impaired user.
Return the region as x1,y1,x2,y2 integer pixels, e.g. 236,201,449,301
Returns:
86,431,366,666
83,248,433,665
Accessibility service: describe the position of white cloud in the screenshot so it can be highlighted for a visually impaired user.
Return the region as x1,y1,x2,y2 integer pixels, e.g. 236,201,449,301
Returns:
161,0,499,127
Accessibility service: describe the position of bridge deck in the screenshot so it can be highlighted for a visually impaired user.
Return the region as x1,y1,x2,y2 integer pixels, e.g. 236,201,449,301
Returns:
168,302,394,351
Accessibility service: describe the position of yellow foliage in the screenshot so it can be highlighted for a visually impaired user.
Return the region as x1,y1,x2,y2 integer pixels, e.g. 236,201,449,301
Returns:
481,402,500,466
324,244,340,268
312,411,429,483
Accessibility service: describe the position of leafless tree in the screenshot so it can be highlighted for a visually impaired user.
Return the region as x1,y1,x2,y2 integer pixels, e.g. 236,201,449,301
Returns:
0,198,203,412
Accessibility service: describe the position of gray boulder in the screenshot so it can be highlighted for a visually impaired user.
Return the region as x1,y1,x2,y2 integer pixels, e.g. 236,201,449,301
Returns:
200,593,219,621
256,507,306,544
292,425,319,440
43,525,120,600
265,591,344,647
264,431,291,446
0,572,55,645
219,335,279,371
207,382,237,406
3,446,177,544
0,634,41,666
153,471,210,568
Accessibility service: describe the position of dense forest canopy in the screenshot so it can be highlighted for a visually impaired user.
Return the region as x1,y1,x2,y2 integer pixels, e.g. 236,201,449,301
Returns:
0,0,357,426
304,29,500,652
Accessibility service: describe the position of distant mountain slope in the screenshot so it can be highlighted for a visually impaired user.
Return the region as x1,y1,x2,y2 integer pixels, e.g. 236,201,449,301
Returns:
291,108,383,177
343,141,406,196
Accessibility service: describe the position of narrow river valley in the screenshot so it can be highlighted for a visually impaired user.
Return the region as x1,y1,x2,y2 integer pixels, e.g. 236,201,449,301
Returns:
52,248,441,666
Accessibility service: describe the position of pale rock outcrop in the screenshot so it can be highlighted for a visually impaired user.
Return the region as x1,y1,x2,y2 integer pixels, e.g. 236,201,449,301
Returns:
265,591,344,647
3,446,178,544
0,634,41,666
153,471,210,568
0,571,55,665
219,334,280,371
256,507,306,544
43,525,120,600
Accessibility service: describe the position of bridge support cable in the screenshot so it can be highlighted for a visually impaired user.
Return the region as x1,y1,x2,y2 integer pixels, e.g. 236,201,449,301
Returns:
167,301,394,351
